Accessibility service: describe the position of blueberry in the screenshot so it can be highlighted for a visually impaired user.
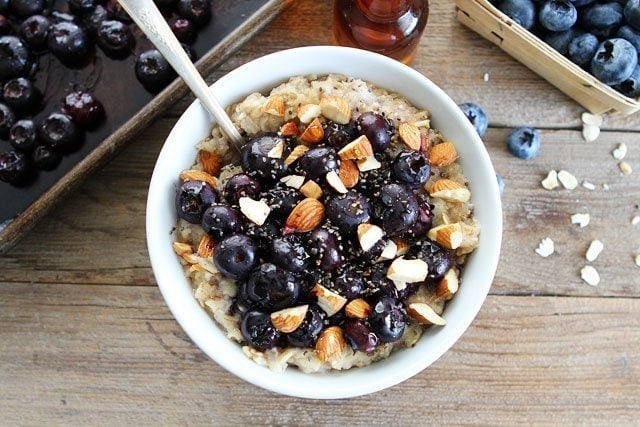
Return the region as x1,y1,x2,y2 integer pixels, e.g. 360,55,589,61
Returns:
368,296,406,343
11,0,45,18
0,15,9,35
241,133,288,182
82,5,109,36
47,22,92,66
213,234,259,280
458,102,488,137
572,0,595,7
286,304,324,348
223,173,261,205
39,112,83,152
201,204,244,239
240,310,281,351
135,49,176,92
307,227,345,271
239,262,300,311
331,267,365,300
31,144,61,171
295,146,340,180
402,196,433,241
176,0,211,27
260,182,303,225
374,183,420,237
614,64,640,97
0,36,33,81
9,119,38,151
174,180,219,224
356,111,394,152
323,120,358,148
96,20,135,59
19,15,50,49
581,2,624,39
392,150,430,186
616,25,640,53
506,126,541,159
538,0,577,31
60,91,105,129
325,190,371,235
344,319,378,353
170,18,196,43
68,0,99,14
567,33,599,68
269,234,312,274
497,0,537,29
0,102,15,138
407,239,452,281
624,0,640,31
0,150,31,185
591,38,638,85
2,77,41,113
543,28,583,56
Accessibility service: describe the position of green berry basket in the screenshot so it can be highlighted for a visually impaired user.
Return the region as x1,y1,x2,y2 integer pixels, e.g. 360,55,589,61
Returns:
454,0,640,116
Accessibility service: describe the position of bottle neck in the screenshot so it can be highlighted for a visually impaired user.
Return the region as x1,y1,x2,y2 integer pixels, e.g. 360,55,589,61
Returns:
355,0,411,21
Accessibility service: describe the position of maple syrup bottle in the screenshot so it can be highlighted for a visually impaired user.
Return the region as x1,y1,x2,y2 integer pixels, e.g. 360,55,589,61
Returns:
333,0,429,64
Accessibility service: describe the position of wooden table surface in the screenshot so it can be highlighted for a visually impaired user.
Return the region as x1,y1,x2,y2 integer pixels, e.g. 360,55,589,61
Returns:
2,0,639,424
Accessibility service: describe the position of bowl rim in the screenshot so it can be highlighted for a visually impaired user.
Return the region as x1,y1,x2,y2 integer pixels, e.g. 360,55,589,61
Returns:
146,45,502,399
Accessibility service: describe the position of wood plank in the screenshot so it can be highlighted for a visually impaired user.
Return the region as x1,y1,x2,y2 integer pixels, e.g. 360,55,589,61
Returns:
0,284,637,425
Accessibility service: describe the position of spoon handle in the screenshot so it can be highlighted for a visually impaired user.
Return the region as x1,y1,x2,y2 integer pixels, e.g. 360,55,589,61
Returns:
117,0,244,149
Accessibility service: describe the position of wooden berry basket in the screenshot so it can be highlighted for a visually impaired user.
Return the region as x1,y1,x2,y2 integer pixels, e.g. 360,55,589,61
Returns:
454,0,640,116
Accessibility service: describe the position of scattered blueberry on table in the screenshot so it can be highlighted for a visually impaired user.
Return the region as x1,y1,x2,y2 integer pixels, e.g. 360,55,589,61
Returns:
506,126,541,159
458,102,488,137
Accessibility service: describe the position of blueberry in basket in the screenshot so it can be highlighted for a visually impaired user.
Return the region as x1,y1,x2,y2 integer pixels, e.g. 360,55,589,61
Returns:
172,75,481,373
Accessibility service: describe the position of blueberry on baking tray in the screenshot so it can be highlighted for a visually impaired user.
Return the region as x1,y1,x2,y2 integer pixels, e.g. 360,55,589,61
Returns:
9,119,38,151
47,21,93,66
135,48,177,92
96,19,135,59
31,144,62,171
0,102,16,138
3,77,42,114
19,15,51,50
0,35,33,82
60,91,105,129
0,149,30,185
39,112,83,153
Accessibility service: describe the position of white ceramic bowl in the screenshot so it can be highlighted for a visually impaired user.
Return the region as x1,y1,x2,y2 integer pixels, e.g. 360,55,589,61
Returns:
146,46,502,399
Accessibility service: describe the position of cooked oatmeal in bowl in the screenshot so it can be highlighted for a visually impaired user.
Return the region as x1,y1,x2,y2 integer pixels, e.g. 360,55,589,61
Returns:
146,46,501,398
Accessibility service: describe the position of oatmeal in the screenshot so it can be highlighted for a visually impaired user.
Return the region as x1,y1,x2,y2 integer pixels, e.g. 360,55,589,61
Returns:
172,74,480,373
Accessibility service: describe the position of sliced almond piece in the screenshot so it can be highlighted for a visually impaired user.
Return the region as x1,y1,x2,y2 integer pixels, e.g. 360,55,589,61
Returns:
197,234,216,258
280,175,305,190
580,265,600,286
270,305,309,333
284,145,309,165
338,158,359,188
262,94,285,117
312,284,348,317
407,302,446,325
344,298,372,319
393,239,410,256
299,180,323,199
266,140,284,158
428,141,458,167
315,326,346,362
300,117,324,144
284,198,325,233
320,96,351,124
297,103,322,124
428,179,471,203
172,241,193,256
386,257,429,283
357,223,384,252
427,223,463,249
239,197,271,226
338,135,374,160
357,155,382,172
585,239,604,262
436,268,459,300
179,169,218,189
199,151,224,176
325,170,348,194
557,170,578,190
541,170,559,190
398,122,422,150
376,240,397,261
279,121,299,137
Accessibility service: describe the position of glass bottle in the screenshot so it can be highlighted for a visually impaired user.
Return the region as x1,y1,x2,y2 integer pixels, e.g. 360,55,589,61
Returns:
333,0,429,64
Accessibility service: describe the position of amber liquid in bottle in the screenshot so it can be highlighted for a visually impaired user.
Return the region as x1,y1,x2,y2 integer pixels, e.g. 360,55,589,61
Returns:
333,0,429,64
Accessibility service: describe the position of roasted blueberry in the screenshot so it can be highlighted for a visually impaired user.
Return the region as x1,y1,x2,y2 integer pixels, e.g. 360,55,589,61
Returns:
170,18,196,43
60,91,105,129
174,180,218,223
68,0,99,14
11,0,45,17
3,77,41,113
497,0,536,29
31,144,61,171
567,33,599,68
19,15,50,49
83,5,109,35
39,112,83,152
323,120,358,148
614,64,640,98
0,36,33,81
392,150,430,186
538,0,577,32
0,150,30,185
591,38,638,85
269,234,312,274
176,0,211,27
260,182,303,225
96,20,135,59
506,126,541,159
241,133,288,181
213,234,259,280
201,204,244,239
239,262,300,311
581,2,624,39
344,319,378,353
47,22,92,66
375,183,420,237
368,296,406,343
458,102,488,137
307,226,345,271
223,173,261,205
240,310,281,351
626,0,640,31
408,239,452,281
325,190,371,235
135,49,176,92
9,119,37,151
286,304,325,348
356,111,394,152
0,102,15,138
295,145,340,180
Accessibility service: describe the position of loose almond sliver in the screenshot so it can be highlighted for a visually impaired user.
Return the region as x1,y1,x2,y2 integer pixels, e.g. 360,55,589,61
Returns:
585,239,604,262
428,179,471,203
407,302,446,326
180,169,218,188
239,197,271,226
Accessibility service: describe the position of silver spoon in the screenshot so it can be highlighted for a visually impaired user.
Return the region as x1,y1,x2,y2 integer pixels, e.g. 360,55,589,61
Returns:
117,0,244,150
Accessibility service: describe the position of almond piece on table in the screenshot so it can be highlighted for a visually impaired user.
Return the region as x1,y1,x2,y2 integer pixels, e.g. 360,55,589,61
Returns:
316,326,346,362
284,145,309,165
299,180,323,199
344,298,372,319
428,141,458,167
284,198,325,233
325,170,348,194
179,169,218,189
320,96,351,124
338,158,359,188
436,268,459,300
428,223,463,249
312,284,347,317
262,94,285,117
297,103,322,124
199,151,224,176
239,197,271,226
428,178,471,203
357,223,384,252
398,122,422,150
386,257,429,283
300,117,324,144
197,234,216,258
270,305,309,333
407,302,446,325
338,135,374,160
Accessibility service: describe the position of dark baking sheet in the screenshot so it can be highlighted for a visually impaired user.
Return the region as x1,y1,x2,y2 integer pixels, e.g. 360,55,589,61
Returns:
0,0,287,253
